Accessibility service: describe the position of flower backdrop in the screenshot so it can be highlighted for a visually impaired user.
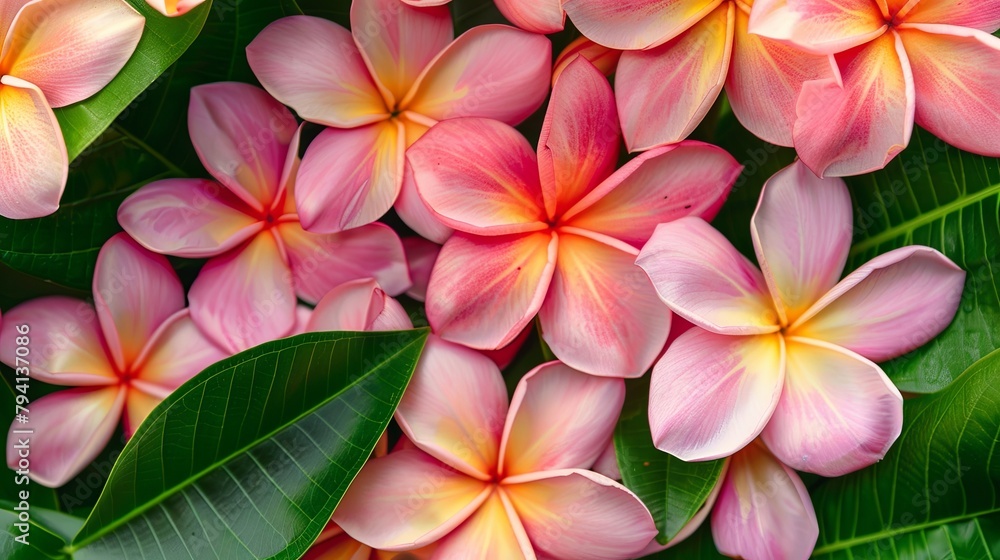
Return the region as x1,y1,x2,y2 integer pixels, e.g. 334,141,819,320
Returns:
0,0,998,558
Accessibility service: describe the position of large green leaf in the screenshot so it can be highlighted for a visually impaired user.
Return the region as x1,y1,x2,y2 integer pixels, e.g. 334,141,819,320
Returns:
615,378,725,545
809,348,1000,558
67,329,428,560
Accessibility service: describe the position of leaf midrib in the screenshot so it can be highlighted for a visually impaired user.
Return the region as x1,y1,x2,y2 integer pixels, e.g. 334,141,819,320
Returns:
70,332,427,551
810,507,1000,555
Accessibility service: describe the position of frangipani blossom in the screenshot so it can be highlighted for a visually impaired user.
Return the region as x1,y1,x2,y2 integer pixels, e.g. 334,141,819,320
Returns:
335,344,657,559
246,0,551,240
0,0,144,219
411,58,741,378
637,160,965,476
751,0,1000,176
144,0,204,16
118,82,409,354
0,234,227,487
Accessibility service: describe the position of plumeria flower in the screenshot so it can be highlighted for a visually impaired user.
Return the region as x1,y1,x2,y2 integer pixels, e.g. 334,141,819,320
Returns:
751,0,1000,176
0,234,227,487
144,0,204,16
636,160,966,476
0,0,144,219
246,0,551,241
334,344,657,559
409,58,741,378
118,82,409,354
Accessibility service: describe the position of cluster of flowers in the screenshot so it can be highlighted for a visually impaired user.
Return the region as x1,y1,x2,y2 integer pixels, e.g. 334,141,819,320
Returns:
2,0,995,557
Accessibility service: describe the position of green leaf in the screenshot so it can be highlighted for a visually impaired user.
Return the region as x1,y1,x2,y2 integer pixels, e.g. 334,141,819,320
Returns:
68,329,428,560
809,348,1000,558
615,378,725,544
844,128,1000,392
56,1,211,160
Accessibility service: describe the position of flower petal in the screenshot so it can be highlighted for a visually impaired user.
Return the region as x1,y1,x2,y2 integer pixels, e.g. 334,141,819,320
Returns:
897,0,1000,32
188,232,296,354
118,178,262,258
133,310,228,396
403,25,550,125
397,337,508,480
727,4,837,146
793,31,915,177
749,0,887,55
649,328,785,461
247,16,388,127
636,218,779,335
408,118,548,235
563,141,741,248
306,278,414,333
432,490,532,559
350,0,452,105
615,1,734,151
764,337,902,476
0,297,115,385
94,233,185,372
791,246,966,362
503,469,658,560
394,159,454,244
7,386,125,487
427,231,557,350
750,161,853,325
278,221,411,303
711,441,818,560
898,25,1000,158
0,75,67,219
500,361,625,476
538,57,620,219
334,448,491,550
562,0,721,50
1,0,143,107
539,232,671,378
403,236,440,302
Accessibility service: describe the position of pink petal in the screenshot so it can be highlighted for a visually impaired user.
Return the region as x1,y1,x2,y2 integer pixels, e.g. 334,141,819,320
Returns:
562,0,720,50
727,3,837,146
188,232,296,354
711,441,818,560
764,337,902,476
899,24,1000,157
495,0,564,33
749,0,888,55
426,231,557,350
277,221,411,303
0,75,67,219
144,0,205,17
563,141,741,249
791,246,966,362
94,233,185,373
118,178,263,259
394,159,454,244
539,232,671,378
649,328,785,461
793,31,915,177
188,82,298,213
432,490,533,559
403,237,441,302
552,36,622,85
503,469,658,560
133,310,228,396
334,448,491,550
538,58,620,220
500,361,625,476
305,278,414,333
397,337,508,479
1,0,143,107
7,386,125,487
408,118,548,235
897,0,1000,32
0,297,115,386
350,0,452,105
750,161,853,325
247,16,389,127
636,218,780,335
403,25,550,125
615,2,734,151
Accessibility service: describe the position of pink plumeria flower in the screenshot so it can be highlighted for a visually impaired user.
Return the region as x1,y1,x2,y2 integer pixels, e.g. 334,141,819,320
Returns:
246,0,551,241
0,234,227,487
637,160,966,476
0,0,144,219
751,0,1000,176
409,58,741,378
144,0,203,16
334,343,656,559
118,82,410,354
